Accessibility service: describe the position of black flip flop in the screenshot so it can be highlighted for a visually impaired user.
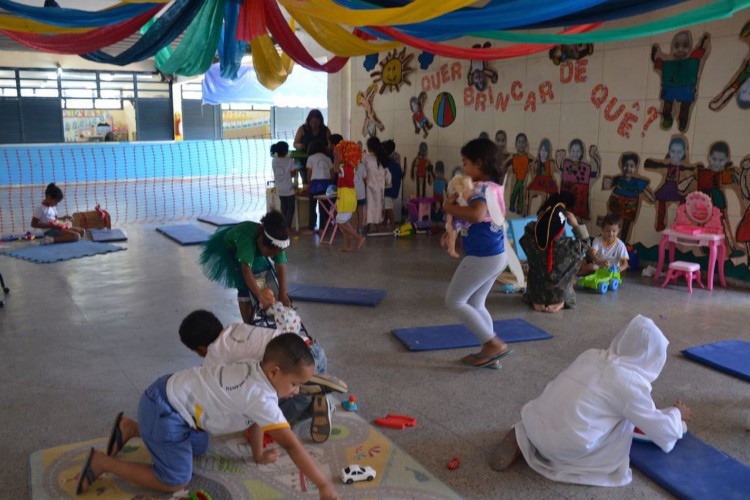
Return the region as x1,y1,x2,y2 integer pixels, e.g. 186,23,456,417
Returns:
75,447,96,495
462,348,514,368
106,411,124,456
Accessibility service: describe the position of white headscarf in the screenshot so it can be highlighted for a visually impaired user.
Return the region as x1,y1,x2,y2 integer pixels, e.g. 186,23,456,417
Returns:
606,314,668,383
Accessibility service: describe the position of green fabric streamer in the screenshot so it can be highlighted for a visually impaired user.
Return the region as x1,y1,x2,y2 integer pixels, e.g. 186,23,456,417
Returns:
156,0,224,76
473,0,750,44
139,17,173,69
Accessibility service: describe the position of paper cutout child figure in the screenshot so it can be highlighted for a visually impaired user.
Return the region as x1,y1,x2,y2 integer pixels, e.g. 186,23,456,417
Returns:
645,135,697,231
357,83,385,138
495,130,509,170
467,42,498,91
548,44,594,65
411,141,434,197
410,91,433,138
604,152,654,244
505,133,533,215
555,139,601,220
735,155,750,265
651,30,710,132
710,21,750,111
433,160,447,212
525,138,559,215
444,174,474,258
697,141,742,256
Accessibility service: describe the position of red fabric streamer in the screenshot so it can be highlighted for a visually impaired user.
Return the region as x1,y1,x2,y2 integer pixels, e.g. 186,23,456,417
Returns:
261,0,349,73
237,0,267,41
370,23,603,60
0,6,163,55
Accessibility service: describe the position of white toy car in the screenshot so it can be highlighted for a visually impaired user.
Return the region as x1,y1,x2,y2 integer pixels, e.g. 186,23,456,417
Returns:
340,464,376,485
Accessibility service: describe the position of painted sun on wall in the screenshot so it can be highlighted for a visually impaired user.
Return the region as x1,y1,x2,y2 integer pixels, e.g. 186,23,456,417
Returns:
370,47,415,94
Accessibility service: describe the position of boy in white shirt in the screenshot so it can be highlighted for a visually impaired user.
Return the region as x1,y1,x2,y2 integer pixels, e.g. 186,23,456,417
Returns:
76,334,339,499
579,214,630,275
178,293,345,443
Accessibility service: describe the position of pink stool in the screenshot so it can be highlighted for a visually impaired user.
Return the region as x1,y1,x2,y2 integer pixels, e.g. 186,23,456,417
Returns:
660,261,704,293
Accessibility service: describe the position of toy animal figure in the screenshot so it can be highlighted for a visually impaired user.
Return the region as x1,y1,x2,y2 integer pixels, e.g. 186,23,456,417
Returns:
444,174,474,258
651,30,710,132
467,42,498,91
357,84,385,138
410,142,434,197
410,92,432,138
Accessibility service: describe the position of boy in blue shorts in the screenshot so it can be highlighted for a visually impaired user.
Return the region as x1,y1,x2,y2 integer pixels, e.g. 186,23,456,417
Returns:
176,299,346,444
76,334,339,499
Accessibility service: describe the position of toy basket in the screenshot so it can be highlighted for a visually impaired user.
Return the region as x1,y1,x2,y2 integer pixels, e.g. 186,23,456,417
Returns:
72,205,111,229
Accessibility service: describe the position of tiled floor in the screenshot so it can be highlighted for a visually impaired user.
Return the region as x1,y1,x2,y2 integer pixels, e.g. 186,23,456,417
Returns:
2,223,749,499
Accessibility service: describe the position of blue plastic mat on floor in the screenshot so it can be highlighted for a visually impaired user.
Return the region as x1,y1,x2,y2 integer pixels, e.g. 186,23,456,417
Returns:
287,284,386,307
197,215,240,226
0,240,125,263
1,231,44,242
89,228,127,242
392,318,553,351
630,432,750,499
682,340,750,382
156,224,210,245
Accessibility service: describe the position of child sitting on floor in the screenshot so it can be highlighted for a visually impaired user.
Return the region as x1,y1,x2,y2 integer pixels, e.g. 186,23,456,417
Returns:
489,315,690,487
76,334,338,499
177,292,346,444
31,182,85,244
579,213,630,275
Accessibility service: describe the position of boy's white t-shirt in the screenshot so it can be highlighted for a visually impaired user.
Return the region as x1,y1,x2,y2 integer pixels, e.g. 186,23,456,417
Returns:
272,157,296,196
203,323,282,369
592,237,629,267
354,162,366,200
33,204,57,225
307,153,333,181
167,360,288,434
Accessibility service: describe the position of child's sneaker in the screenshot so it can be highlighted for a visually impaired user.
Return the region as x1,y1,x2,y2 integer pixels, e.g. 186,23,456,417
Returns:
310,394,332,443
301,373,348,395
40,236,54,245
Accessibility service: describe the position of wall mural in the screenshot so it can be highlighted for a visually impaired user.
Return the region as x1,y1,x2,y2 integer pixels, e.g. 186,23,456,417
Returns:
356,83,385,138
526,138,559,214
410,91,433,138
370,47,415,94
556,139,601,220
651,30,711,132
467,42,499,91
710,20,750,111
736,155,750,264
602,153,654,244
411,141,434,198
697,141,742,256
645,135,698,231
432,92,456,128
548,43,594,66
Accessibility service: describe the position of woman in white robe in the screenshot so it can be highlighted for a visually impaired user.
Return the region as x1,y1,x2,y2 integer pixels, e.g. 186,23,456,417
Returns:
364,137,388,228
492,314,688,487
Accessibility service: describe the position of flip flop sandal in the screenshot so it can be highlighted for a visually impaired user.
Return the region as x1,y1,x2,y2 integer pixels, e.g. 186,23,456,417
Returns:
461,348,514,368
75,447,97,495
106,411,124,456
310,395,332,443
301,373,348,395
489,430,521,471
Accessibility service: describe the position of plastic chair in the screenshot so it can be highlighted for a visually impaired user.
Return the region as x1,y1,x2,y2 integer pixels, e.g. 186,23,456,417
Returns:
660,261,704,293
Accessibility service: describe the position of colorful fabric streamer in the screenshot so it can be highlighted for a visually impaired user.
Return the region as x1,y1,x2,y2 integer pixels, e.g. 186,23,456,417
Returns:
82,0,206,66
0,0,168,28
218,0,247,80
0,6,163,54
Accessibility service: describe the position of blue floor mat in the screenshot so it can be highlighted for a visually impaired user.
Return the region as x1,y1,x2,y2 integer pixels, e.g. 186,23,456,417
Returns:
287,284,386,307
89,228,127,242
197,215,241,226
392,318,553,351
630,432,750,499
0,240,125,263
682,340,750,382
156,224,210,245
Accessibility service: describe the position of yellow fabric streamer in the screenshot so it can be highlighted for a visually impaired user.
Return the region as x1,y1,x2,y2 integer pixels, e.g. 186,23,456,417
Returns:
250,34,295,90
289,9,401,56
278,0,476,26
0,0,170,34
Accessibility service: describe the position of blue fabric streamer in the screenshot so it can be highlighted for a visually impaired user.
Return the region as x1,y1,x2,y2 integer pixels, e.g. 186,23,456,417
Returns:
218,0,247,80
82,0,206,66
0,0,162,28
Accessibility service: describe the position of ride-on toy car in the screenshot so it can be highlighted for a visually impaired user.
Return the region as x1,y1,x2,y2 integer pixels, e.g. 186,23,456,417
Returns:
341,465,377,484
577,265,621,294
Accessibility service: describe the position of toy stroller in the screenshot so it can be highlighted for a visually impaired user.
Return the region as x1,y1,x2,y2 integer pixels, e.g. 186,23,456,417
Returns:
0,272,8,307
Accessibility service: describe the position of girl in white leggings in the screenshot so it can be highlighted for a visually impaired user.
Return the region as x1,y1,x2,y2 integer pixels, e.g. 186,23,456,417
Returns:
443,138,512,368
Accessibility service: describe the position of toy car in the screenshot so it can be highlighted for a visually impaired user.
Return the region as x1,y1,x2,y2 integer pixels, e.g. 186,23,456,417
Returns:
577,266,621,294
341,464,376,485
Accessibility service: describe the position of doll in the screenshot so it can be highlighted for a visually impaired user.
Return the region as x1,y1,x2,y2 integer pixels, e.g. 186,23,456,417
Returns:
444,174,474,258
